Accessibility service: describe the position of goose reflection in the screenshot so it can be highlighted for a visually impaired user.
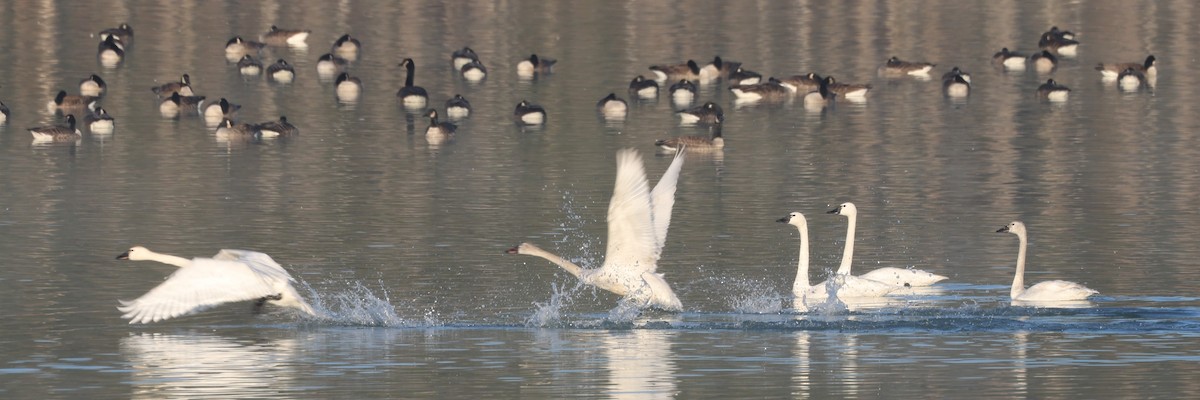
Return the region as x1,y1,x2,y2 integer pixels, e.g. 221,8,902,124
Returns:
121,333,300,399
602,330,677,399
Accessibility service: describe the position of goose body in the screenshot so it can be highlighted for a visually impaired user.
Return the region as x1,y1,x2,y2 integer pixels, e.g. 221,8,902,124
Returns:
215,118,259,139
335,72,362,100
1039,27,1079,57
160,92,206,117
1030,50,1058,73
881,56,935,76
700,56,739,81
0,101,8,124
628,75,659,99
597,93,627,119
460,60,487,81
649,60,701,82
47,90,98,113
779,212,898,301
514,100,547,125
97,35,125,65
1037,79,1071,102
776,73,822,94
728,67,762,85
939,67,972,84
992,47,1027,69
99,23,133,44
237,55,262,75
677,102,723,125
451,47,480,70
1096,55,1157,79
424,109,457,142
446,94,472,119
803,78,835,108
256,116,299,138
114,246,316,323
729,81,789,102
316,53,349,77
86,107,115,134
669,79,696,104
943,73,971,98
261,25,311,47
204,98,241,120
654,129,722,152
396,58,428,107
517,54,556,76
225,36,265,61
331,34,361,60
1118,68,1146,91
151,74,193,97
29,114,82,142
997,222,1098,302
507,149,686,311
79,74,107,97
267,59,295,83
829,202,948,287
823,76,872,100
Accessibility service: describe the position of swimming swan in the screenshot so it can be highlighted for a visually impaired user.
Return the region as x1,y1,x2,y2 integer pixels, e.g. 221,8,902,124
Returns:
829,202,948,287
507,149,686,311
114,246,317,323
997,221,1099,302
779,212,897,300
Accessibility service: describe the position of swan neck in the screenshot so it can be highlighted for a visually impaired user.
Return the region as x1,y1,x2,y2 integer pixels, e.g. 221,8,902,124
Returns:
1011,231,1027,299
792,224,810,294
526,246,584,279
146,250,192,268
837,213,856,275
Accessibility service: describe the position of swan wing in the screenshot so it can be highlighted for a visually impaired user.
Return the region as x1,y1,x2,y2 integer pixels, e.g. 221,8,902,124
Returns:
639,272,682,311
858,267,948,287
648,150,686,257
213,249,294,282
603,149,658,274
117,259,280,324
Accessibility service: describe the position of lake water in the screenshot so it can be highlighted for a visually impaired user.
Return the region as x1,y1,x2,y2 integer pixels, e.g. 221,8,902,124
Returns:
2,0,1199,398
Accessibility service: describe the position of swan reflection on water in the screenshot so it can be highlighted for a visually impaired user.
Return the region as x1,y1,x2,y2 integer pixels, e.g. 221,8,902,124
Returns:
601,329,678,399
121,333,301,399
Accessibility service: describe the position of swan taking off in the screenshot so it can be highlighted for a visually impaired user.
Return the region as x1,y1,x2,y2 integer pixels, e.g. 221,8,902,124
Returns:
507,149,686,311
114,246,317,323
997,222,1098,302
778,212,896,300
829,202,949,287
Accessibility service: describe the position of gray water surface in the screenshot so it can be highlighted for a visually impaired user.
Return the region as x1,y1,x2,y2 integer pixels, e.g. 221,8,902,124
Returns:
2,0,1199,398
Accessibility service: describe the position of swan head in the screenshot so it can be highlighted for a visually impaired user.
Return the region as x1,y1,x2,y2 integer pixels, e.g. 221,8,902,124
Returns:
777,212,807,228
116,246,152,260
997,221,1026,235
827,202,857,217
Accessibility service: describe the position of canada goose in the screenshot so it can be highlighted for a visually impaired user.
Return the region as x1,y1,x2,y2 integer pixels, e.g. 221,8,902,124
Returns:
335,72,362,100
669,79,696,104
828,202,948,287
997,222,1098,302
803,78,836,107
316,53,349,77
1038,29,1079,57
255,116,299,137
396,58,428,107
943,73,970,98
225,36,265,60
215,118,259,138
700,55,741,80
261,25,311,47
266,59,295,82
1036,79,1070,102
939,67,972,84
655,128,723,152
517,54,557,76
97,35,124,65
1043,26,1076,41
506,149,686,311
446,94,472,119
99,23,133,44
331,34,361,60
160,92,206,117
79,74,107,97
677,101,723,125
1030,50,1058,73
992,47,1027,70
514,100,547,125
597,93,628,119
29,114,81,142
86,107,115,134
881,56,935,76
460,60,487,81
1117,68,1146,91
451,47,480,70
776,73,822,93
823,76,872,100
649,60,701,82
151,74,193,97
628,75,659,99
0,101,8,124
47,90,98,113
728,66,762,85
203,98,241,121
425,109,457,141
1096,55,1157,79
729,81,789,102
114,246,317,323
237,55,262,75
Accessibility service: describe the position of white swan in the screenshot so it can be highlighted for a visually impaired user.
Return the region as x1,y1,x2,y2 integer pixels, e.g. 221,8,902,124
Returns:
997,221,1099,302
115,246,317,323
507,149,686,311
778,212,897,301
829,202,949,287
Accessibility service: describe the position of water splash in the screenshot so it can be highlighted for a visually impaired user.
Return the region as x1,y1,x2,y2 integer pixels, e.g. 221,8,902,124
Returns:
526,282,579,327
298,279,417,327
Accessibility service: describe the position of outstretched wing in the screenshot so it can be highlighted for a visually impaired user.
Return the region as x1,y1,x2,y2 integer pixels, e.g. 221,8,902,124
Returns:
603,149,658,274
648,150,685,258
213,249,294,282
118,259,279,324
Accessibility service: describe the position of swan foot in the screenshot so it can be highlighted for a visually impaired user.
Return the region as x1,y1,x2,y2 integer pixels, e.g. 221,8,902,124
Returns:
252,294,284,314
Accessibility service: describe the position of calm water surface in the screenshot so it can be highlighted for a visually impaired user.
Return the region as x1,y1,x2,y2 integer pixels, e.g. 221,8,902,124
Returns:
2,0,1199,398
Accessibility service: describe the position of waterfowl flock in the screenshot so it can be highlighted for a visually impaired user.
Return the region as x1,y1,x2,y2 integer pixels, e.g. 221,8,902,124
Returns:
0,21,1143,323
